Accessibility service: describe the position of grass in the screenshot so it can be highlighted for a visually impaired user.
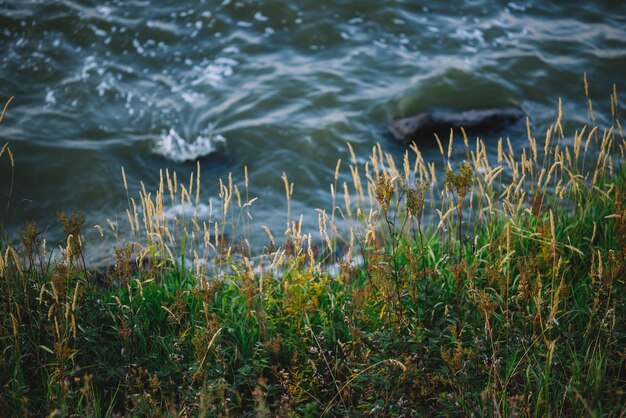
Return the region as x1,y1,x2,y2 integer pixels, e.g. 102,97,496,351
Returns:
1,83,625,417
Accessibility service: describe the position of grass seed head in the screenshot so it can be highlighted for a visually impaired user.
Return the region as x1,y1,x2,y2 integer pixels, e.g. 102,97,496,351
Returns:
445,162,474,202
375,175,395,213
406,180,429,218
19,221,41,265
57,212,85,261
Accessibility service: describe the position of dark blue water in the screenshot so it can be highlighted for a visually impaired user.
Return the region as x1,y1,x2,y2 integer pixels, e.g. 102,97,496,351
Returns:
1,0,625,261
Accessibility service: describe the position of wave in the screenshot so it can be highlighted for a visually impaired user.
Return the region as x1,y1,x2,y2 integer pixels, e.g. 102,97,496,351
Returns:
162,201,215,221
153,128,226,162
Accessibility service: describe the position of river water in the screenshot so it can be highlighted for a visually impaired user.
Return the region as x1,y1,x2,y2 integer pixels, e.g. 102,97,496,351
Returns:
1,1,625,262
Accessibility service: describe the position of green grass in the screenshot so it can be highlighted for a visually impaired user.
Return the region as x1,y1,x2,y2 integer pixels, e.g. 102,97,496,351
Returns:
1,87,625,417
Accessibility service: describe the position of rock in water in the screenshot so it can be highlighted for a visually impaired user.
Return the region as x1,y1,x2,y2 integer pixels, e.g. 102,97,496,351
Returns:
388,107,525,145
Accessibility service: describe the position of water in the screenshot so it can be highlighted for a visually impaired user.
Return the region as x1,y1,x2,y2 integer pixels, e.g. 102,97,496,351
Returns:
1,0,625,262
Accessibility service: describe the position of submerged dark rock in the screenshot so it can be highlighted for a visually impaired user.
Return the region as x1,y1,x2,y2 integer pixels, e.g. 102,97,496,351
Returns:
388,107,525,145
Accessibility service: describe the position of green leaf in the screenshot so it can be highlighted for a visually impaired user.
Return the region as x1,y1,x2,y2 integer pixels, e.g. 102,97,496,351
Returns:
39,344,54,355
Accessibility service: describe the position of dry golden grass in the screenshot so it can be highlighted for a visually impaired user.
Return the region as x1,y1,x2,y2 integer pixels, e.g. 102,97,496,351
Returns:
2,84,624,416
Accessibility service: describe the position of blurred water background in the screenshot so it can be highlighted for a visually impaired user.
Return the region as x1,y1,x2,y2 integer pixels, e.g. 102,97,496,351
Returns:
1,0,625,262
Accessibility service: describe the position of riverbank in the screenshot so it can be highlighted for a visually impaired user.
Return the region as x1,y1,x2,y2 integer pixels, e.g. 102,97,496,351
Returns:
4,1,626,254
1,93,625,416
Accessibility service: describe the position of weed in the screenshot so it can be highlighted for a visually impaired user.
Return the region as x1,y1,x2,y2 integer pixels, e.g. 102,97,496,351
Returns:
1,84,625,416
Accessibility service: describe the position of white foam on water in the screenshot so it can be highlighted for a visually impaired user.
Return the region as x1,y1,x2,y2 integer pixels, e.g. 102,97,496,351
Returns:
190,57,237,87
254,12,268,22
89,24,107,38
453,28,486,45
162,201,215,221
153,128,226,162
373,39,388,49
96,5,113,16
96,79,111,96
45,89,56,106
222,46,240,54
132,38,145,55
507,2,528,12
181,91,201,104
214,57,237,66
135,197,220,227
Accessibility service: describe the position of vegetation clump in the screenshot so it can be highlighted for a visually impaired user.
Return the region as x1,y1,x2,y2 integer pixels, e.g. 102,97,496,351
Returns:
1,86,625,416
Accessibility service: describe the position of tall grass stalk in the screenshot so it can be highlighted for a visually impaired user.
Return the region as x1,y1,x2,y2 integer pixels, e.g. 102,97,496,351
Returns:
1,85,625,416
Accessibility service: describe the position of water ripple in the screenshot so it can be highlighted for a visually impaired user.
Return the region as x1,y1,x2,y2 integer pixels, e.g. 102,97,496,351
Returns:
1,0,626,260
